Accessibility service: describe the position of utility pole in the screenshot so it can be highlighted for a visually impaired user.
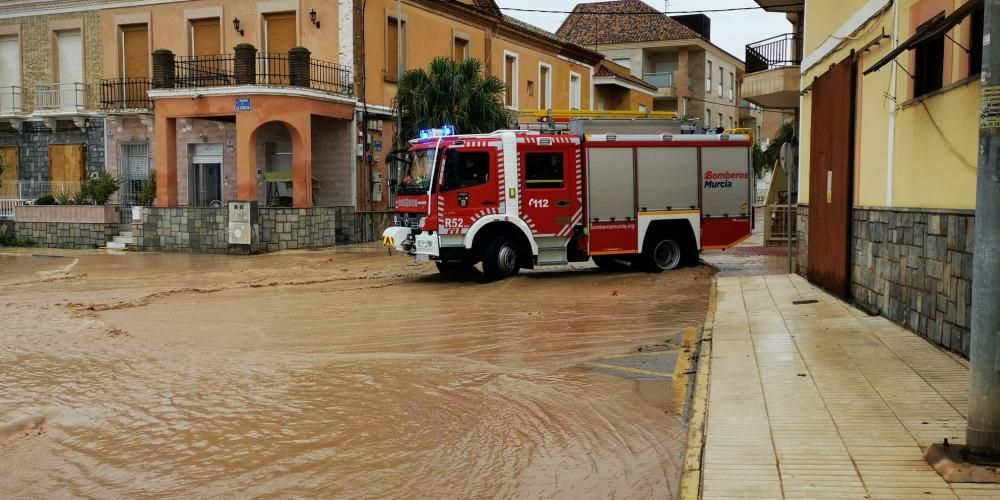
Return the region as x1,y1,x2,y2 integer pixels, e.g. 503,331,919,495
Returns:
968,0,1000,462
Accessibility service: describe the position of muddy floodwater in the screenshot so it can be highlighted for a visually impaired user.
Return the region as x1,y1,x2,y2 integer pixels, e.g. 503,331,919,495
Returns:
0,247,711,498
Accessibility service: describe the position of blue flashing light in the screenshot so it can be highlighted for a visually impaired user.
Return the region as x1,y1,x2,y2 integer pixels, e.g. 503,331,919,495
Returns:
419,130,431,139
442,125,455,136
417,126,457,140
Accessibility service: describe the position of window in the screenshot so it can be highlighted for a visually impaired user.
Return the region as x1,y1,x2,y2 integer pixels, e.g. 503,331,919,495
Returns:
970,6,984,76
914,25,944,97
527,80,535,97
612,57,631,70
524,152,564,189
638,103,648,113
190,18,220,56
454,37,468,61
719,67,724,96
718,113,723,128
728,116,734,128
706,61,712,91
539,63,552,110
386,17,405,81
706,108,711,127
569,72,581,110
441,150,490,191
0,35,21,113
504,52,518,107
729,72,735,100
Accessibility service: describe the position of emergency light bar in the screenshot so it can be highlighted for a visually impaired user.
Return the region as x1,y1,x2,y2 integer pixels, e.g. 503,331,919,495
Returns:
418,125,456,138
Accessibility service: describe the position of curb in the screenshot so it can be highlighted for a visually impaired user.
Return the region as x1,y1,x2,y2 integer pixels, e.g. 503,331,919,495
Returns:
678,276,716,500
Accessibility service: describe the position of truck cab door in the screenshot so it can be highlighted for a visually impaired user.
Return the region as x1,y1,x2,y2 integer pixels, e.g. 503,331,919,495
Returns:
518,146,581,264
437,147,500,238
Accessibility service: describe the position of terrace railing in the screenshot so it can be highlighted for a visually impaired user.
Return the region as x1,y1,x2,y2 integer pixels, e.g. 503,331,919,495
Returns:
100,78,153,112
746,34,803,74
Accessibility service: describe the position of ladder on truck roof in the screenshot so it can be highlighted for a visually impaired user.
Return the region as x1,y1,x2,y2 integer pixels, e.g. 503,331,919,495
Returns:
585,133,753,142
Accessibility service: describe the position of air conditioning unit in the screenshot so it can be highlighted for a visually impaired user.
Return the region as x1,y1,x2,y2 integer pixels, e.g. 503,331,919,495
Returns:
228,201,258,248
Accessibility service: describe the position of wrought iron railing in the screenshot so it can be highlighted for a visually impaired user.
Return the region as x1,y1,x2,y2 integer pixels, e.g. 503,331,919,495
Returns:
34,82,87,112
157,49,353,97
100,78,153,111
746,33,803,74
175,53,236,88
0,86,24,114
309,58,353,95
643,72,675,89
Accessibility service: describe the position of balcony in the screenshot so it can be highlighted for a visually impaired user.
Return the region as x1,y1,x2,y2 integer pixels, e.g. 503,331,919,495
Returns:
742,34,802,109
34,83,87,113
643,72,674,89
101,78,153,112
151,46,354,99
0,86,24,115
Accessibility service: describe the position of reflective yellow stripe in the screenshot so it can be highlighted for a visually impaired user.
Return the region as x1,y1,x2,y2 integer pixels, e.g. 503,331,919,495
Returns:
639,210,701,216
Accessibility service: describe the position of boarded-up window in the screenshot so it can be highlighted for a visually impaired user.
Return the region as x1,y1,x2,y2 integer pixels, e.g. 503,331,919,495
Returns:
49,144,86,194
454,37,468,61
504,54,517,106
190,18,220,56
264,12,296,54
0,146,18,198
386,18,404,81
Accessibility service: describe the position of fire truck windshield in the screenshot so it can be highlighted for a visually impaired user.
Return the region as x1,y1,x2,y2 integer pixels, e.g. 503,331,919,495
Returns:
397,149,436,195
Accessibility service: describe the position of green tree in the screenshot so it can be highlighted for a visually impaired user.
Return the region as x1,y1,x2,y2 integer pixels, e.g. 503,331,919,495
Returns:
753,121,795,177
392,57,510,146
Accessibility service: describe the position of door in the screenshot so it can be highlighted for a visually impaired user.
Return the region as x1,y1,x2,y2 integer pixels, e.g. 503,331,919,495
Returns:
807,56,856,298
120,24,149,108
190,143,223,207
49,144,86,195
119,143,149,206
264,12,296,84
437,147,498,235
56,30,83,111
0,35,20,113
519,146,579,237
0,146,18,198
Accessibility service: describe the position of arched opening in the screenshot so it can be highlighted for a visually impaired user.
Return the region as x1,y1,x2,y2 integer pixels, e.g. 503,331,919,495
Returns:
254,121,295,207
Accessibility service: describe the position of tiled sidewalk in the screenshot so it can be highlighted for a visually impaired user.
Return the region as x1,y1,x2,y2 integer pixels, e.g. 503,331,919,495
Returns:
701,274,1000,500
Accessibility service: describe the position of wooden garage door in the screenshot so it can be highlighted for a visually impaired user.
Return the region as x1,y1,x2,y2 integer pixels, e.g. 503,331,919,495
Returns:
49,144,86,195
0,146,18,198
807,56,856,298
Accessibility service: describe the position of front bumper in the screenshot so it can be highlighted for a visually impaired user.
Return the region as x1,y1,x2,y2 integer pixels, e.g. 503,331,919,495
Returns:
382,227,440,259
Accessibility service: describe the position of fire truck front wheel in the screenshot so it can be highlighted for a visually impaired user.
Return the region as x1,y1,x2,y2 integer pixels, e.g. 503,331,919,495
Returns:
481,237,521,282
642,233,685,272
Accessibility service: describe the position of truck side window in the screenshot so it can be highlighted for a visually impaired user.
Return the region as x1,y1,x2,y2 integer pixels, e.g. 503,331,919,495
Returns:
524,152,564,189
441,151,491,191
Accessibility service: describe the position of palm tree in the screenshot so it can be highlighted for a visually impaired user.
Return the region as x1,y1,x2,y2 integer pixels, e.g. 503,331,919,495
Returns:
392,57,510,146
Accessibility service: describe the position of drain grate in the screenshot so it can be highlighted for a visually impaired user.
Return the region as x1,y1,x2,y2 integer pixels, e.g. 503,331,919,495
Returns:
792,299,819,305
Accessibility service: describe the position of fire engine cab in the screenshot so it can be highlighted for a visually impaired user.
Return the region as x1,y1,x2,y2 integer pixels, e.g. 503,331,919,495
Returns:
383,128,752,282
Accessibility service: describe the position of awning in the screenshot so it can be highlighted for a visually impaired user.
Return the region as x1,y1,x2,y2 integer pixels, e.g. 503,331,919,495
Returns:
864,0,982,75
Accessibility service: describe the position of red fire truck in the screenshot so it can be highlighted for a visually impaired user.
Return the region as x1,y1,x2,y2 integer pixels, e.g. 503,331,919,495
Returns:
383,128,752,282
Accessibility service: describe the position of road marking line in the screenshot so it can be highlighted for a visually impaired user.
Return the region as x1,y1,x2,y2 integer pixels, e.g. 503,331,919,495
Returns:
580,361,674,378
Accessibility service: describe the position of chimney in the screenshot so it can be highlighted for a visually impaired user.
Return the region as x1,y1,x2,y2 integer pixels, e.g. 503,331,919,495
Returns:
670,14,711,41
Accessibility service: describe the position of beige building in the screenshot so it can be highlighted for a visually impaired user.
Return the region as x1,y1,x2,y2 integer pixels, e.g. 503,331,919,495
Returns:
557,0,746,130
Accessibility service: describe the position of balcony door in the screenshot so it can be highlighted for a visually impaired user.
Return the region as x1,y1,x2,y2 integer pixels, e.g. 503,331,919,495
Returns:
120,24,148,108
189,18,223,86
264,12,296,85
55,30,83,111
0,35,20,113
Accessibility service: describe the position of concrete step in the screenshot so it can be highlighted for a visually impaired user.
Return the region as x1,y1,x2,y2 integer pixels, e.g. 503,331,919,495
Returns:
106,241,128,250
112,235,133,244
118,231,133,238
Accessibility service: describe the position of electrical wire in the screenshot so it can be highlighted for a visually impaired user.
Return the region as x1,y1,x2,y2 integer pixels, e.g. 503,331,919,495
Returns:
684,94,795,115
920,101,977,171
493,2,806,15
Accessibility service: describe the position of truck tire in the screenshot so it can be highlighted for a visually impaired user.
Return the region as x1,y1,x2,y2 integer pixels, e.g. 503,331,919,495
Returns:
481,237,520,282
641,232,685,273
593,255,631,272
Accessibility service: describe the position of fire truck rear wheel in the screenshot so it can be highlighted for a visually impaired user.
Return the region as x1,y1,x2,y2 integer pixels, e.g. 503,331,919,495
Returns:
643,234,684,272
481,238,520,282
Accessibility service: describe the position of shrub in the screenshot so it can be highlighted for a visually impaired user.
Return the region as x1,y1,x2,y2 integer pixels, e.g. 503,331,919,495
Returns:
0,233,35,247
81,172,121,205
34,195,56,206
54,191,75,205
137,176,157,206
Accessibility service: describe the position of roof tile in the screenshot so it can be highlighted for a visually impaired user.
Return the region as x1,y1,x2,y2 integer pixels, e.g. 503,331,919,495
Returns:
556,0,701,45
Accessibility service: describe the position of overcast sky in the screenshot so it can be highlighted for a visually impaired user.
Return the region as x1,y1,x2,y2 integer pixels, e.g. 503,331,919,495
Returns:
497,0,792,59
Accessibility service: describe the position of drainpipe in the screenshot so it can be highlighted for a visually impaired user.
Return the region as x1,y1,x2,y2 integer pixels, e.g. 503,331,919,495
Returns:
886,0,900,207
967,0,1000,462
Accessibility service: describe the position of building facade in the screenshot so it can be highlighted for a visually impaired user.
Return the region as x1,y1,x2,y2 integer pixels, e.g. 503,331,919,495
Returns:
557,0,746,130
796,0,982,356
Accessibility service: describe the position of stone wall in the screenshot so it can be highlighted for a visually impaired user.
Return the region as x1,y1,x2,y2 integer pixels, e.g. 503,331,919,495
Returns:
14,221,118,249
0,119,106,182
851,207,974,356
134,206,338,253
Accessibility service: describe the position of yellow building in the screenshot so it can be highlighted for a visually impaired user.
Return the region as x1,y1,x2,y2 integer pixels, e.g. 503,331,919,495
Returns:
796,0,981,357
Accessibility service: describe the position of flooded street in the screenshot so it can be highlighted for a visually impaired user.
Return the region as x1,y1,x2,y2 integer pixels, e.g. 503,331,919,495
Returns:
0,248,710,498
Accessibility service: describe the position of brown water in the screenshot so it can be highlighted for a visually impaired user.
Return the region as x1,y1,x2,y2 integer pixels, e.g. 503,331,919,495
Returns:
0,248,711,498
